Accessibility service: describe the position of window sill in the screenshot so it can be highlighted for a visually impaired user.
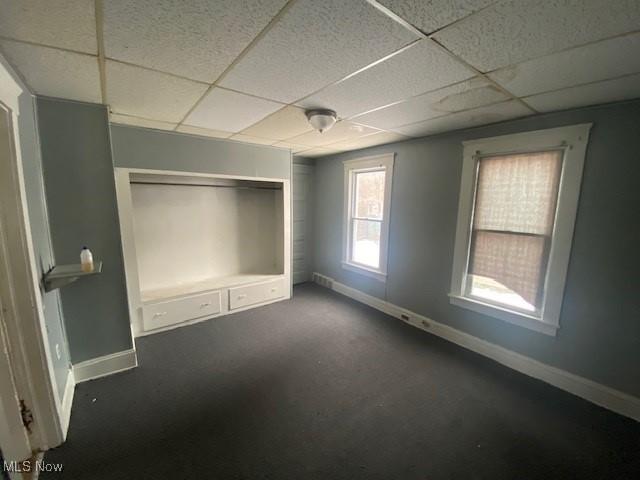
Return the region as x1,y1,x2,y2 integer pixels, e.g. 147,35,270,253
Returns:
448,294,558,336
341,261,387,282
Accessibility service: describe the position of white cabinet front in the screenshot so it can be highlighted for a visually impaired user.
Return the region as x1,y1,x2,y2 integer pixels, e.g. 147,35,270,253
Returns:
228,279,285,310
142,291,222,330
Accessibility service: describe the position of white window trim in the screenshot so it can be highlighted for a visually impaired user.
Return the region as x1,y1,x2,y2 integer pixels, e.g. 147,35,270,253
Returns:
449,124,592,336
342,154,394,282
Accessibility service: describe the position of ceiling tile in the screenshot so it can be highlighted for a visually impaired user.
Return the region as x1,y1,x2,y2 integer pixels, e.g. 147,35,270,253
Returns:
103,0,288,83
1,40,101,103
109,113,176,131
106,60,208,122
176,125,233,138
489,33,640,97
433,0,640,72
299,147,342,158
288,120,381,147
219,0,418,103
229,134,277,145
298,39,474,118
272,141,312,153
184,88,282,132
329,131,410,152
523,74,640,113
376,0,494,34
392,100,532,137
0,0,97,53
353,77,509,130
241,106,312,140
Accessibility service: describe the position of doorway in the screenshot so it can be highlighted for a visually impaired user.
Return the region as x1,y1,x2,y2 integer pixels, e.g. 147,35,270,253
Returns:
0,97,66,462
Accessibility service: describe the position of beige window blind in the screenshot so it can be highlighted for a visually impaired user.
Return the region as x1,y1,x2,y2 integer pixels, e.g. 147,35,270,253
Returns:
468,150,563,311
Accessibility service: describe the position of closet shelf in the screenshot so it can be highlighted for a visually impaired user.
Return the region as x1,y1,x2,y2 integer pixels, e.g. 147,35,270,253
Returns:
43,261,102,292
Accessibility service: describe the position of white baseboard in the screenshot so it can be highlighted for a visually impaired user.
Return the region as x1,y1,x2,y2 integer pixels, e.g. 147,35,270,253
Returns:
59,369,75,440
72,349,138,383
312,272,640,422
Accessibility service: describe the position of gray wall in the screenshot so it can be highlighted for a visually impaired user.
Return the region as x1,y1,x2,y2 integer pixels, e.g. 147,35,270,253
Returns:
292,155,316,166
110,125,291,179
17,92,70,401
36,98,133,363
32,116,292,364
313,100,640,398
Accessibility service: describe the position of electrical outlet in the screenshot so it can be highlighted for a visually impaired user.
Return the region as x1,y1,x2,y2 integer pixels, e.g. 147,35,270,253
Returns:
55,343,61,360
400,313,410,321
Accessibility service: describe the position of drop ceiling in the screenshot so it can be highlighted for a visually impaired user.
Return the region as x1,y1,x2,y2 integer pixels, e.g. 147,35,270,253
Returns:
1,0,639,158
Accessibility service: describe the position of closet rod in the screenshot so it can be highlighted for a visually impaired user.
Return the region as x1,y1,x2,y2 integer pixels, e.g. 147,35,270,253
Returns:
130,181,282,190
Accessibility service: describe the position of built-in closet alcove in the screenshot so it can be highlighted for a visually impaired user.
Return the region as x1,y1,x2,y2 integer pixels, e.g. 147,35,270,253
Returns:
115,169,291,336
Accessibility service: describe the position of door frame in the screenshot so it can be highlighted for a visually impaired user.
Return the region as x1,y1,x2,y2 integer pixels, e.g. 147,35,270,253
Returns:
0,58,67,461
0,276,31,462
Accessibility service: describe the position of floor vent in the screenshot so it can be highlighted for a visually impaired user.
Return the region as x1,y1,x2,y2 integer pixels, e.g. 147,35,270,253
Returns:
313,273,333,289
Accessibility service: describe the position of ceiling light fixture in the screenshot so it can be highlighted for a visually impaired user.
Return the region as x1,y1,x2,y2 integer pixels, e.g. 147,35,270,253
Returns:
305,109,337,133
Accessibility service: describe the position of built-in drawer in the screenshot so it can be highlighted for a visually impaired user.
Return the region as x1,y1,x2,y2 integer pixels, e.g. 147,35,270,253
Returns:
142,290,222,331
228,278,285,310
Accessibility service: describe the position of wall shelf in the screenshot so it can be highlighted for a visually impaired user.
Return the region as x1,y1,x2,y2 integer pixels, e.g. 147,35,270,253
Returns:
43,261,102,292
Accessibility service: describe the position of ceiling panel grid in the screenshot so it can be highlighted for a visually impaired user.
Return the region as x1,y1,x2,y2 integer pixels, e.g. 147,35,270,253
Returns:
0,0,639,157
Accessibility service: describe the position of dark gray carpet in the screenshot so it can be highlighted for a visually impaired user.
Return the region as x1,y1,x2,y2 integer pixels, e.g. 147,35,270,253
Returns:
43,283,639,479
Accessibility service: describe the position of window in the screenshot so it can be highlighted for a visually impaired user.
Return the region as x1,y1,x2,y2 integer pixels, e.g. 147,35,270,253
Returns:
468,150,562,313
343,154,394,281
450,125,591,335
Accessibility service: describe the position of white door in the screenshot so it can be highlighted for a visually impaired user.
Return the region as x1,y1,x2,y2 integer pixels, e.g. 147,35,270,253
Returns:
0,102,32,462
0,58,66,457
292,164,314,284
0,299,32,462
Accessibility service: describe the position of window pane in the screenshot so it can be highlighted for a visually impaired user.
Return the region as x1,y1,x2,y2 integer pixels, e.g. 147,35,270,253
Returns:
474,150,562,235
355,170,385,219
469,231,544,311
468,151,562,311
352,219,381,268
468,275,536,312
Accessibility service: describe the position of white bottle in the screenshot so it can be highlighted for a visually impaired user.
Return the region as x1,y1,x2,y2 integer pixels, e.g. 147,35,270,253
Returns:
80,246,94,273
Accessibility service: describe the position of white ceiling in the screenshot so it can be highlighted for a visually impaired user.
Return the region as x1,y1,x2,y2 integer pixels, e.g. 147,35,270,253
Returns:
1,0,639,158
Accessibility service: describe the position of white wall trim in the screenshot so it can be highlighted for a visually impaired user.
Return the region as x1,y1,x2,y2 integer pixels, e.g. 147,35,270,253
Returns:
73,349,138,384
449,294,558,336
313,272,640,422
342,153,394,280
0,55,67,455
59,369,75,440
450,124,592,333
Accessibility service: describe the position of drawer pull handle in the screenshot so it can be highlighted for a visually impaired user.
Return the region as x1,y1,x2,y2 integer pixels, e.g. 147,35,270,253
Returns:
237,294,247,300
200,302,211,308
153,312,167,318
